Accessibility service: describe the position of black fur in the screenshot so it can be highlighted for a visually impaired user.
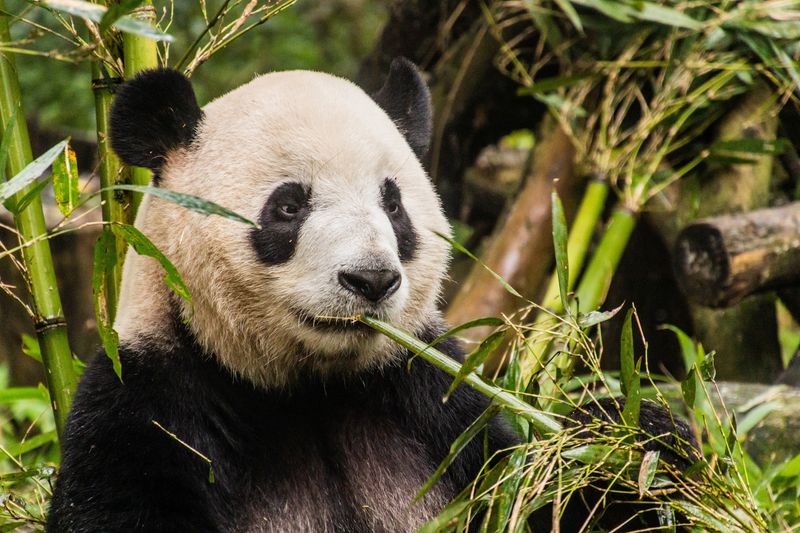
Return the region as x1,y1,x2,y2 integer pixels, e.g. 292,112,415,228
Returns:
47,323,515,532
381,178,418,262
110,68,203,177
371,58,432,159
250,182,312,265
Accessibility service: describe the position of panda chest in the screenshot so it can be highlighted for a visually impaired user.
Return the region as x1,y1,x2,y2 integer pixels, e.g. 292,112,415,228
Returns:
239,410,453,533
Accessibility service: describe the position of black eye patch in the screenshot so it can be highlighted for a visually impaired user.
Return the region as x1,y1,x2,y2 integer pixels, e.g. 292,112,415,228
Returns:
250,182,311,265
381,178,417,262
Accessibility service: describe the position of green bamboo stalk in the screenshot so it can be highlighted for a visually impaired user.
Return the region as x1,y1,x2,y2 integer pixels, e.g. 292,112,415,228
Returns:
519,179,609,380
92,59,128,323
0,2,76,438
572,207,637,311
122,0,158,210
540,178,610,311
358,315,563,436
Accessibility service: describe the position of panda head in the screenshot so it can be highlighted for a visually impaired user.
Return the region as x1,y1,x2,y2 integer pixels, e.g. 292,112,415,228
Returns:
110,60,451,388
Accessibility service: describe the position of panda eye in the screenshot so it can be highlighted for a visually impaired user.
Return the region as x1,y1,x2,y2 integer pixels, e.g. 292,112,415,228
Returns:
278,203,300,218
386,202,400,215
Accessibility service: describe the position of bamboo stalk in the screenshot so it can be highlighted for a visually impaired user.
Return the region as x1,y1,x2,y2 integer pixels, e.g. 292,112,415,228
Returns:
520,206,638,386
572,207,637,312
122,0,158,209
518,179,610,381
358,315,563,436
539,178,610,311
0,2,76,438
91,59,128,323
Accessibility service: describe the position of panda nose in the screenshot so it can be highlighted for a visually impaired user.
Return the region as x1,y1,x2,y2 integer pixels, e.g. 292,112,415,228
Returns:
338,269,401,303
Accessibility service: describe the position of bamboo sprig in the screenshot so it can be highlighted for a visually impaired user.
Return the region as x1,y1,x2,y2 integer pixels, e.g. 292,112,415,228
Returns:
0,0,76,438
358,315,563,436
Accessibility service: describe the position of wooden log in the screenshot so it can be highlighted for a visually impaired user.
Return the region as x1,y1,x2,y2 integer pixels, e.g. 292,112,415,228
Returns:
673,202,800,308
647,83,782,383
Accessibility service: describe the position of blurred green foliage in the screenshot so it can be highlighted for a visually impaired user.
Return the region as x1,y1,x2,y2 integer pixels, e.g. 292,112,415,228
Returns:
8,0,386,135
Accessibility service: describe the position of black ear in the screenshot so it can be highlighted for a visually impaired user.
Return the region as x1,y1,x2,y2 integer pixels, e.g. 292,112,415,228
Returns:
110,68,203,174
371,58,432,159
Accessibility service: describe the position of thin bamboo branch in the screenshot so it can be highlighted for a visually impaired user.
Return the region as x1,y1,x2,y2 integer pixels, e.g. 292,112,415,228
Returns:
0,1,76,438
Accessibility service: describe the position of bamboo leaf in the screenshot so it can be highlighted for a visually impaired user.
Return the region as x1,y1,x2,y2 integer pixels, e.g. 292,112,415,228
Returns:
0,104,17,185
699,351,716,381
44,0,174,41
419,501,471,533
415,404,501,501
578,302,624,328
710,138,788,155
429,317,506,347
0,386,47,403
100,0,145,32
552,0,583,32
110,223,191,302
445,331,506,400
0,139,67,205
551,192,569,312
620,309,635,396
106,184,259,227
52,144,79,216
92,229,122,380
681,370,697,409
638,450,660,497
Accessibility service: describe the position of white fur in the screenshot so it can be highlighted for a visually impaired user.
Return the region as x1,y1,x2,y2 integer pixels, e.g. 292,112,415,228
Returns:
115,71,451,389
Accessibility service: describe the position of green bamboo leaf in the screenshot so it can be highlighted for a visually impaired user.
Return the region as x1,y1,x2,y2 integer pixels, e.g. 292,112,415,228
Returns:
0,386,47,403
106,184,259,227
445,331,506,400
562,444,640,471
11,177,52,215
699,351,716,381
0,139,67,205
44,0,174,41
735,402,777,436
681,370,697,409
419,501,471,533
551,192,569,313
710,138,787,155
552,0,582,32
776,452,800,478
578,303,624,328
52,144,79,217
100,0,145,32
429,317,506,347
638,450,660,497
620,309,635,396
634,2,702,30
434,231,522,298
6,431,58,456
415,404,501,501
660,324,697,369
110,223,191,302
0,104,18,188
92,229,122,380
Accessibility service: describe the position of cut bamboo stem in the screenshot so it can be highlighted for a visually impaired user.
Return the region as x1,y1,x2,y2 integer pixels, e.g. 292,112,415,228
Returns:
0,2,76,438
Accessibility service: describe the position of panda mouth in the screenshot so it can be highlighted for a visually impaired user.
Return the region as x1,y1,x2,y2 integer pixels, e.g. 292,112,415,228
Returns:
292,310,374,334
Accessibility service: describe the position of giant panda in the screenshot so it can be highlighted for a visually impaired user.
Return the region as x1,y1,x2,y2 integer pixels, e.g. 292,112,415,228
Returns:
47,59,695,532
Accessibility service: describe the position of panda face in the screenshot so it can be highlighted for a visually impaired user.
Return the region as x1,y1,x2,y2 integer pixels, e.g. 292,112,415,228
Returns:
111,63,451,389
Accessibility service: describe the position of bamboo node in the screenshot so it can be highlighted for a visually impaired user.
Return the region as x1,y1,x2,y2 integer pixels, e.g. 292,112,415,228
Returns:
34,316,68,333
